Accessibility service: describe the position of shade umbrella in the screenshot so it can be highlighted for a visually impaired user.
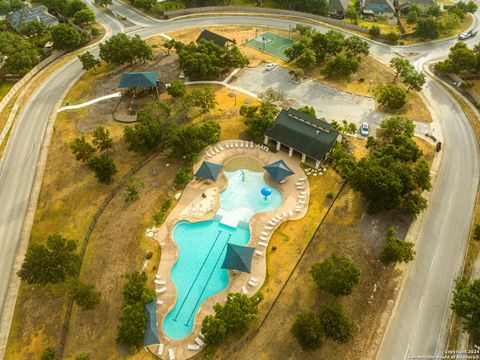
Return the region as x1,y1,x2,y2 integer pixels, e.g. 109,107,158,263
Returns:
221,243,255,273
194,161,224,181
143,300,160,347
263,159,294,182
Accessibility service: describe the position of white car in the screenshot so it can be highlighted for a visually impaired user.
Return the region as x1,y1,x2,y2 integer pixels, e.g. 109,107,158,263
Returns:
266,63,277,71
360,122,369,136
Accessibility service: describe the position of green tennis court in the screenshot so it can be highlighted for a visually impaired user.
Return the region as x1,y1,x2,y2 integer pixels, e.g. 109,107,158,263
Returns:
244,32,293,61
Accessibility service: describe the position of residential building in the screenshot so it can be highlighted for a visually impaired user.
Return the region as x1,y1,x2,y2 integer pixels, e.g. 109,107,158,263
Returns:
329,0,350,17
6,4,58,31
196,29,236,47
361,0,396,17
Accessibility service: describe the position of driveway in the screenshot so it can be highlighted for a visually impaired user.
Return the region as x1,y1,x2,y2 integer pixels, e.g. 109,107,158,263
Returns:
231,65,432,136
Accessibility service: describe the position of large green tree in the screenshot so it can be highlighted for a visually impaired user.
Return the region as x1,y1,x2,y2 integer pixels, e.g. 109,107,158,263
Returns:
78,51,101,71
310,255,361,296
187,87,218,114
88,154,117,183
241,103,278,143
451,277,480,334
17,234,80,285
415,17,440,39
379,227,416,264
201,315,227,347
319,302,354,343
52,24,83,51
290,311,324,351
92,126,113,152
375,83,407,109
323,52,361,78
99,34,153,66
70,137,95,162
73,8,96,26
71,280,101,310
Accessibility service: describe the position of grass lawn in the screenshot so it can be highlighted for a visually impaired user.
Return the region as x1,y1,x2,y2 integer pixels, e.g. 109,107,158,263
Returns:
347,17,400,34
0,81,15,102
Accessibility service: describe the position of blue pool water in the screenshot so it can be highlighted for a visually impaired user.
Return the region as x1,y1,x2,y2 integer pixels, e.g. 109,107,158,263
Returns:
163,170,283,339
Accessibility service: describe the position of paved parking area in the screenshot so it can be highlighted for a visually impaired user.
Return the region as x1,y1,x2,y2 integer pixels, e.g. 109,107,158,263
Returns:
231,65,432,136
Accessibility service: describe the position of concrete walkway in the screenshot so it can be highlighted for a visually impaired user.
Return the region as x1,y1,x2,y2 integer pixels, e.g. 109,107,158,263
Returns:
57,92,121,112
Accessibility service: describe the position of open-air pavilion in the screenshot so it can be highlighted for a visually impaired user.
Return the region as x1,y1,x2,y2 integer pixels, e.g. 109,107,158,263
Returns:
119,71,159,89
264,108,340,169
194,160,224,182
263,159,294,182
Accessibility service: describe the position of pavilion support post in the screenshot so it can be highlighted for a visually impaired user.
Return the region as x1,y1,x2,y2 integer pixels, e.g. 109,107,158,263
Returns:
315,160,320,169
264,136,269,145
301,153,306,162
276,141,281,151
288,147,293,157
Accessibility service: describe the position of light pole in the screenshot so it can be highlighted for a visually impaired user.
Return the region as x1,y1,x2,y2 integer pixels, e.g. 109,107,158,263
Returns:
234,91,237,106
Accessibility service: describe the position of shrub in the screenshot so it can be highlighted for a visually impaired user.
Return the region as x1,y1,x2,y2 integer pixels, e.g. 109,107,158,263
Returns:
174,166,192,188
291,311,324,350
310,255,361,296
319,302,354,343
369,25,381,38
385,31,399,45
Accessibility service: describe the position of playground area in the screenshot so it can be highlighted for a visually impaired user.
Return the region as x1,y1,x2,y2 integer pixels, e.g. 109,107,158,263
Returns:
244,32,293,61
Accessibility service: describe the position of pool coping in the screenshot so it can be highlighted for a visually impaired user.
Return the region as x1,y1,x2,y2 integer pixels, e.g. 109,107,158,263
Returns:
150,140,310,360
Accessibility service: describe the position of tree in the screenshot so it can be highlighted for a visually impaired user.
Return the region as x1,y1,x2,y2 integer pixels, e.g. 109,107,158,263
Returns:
290,311,324,351
170,121,220,163
325,30,345,55
75,352,90,360
379,227,416,264
214,292,263,334
241,103,278,142
187,87,218,114
78,51,101,71
451,277,480,334
94,0,112,7
52,24,83,51
163,38,177,55
73,8,96,26
167,79,186,98
380,115,415,139
439,12,461,32
375,84,407,109
92,126,113,152
298,105,316,116
319,302,354,343
66,0,87,16
416,17,440,39
201,315,227,346
323,52,360,78
310,255,361,296
390,57,414,81
174,166,192,188
1,42,41,76
122,272,156,305
20,19,47,37
88,154,117,184
345,5,359,23
41,347,56,360
427,5,441,17
296,48,317,70
70,137,95,162
385,31,400,45
99,34,153,66
407,8,418,24
473,224,480,241
17,234,80,285
289,68,305,82
369,25,381,38
343,37,369,56
403,70,426,92
447,42,477,73
71,280,101,310
116,303,147,348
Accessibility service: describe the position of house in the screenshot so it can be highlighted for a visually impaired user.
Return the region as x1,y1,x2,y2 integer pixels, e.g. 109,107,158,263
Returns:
264,108,340,169
329,0,350,17
362,0,396,17
398,0,437,14
6,4,58,31
196,29,236,47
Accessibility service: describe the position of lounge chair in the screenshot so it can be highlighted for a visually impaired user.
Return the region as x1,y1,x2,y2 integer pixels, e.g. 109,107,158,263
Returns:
188,344,200,351
255,249,264,256
157,300,163,305
298,195,306,199
259,236,269,241
295,208,302,213
265,225,274,230
241,286,249,295
258,241,268,247
299,177,306,181
156,287,167,294
265,147,269,152
235,142,239,147
219,145,224,151
248,279,257,287
158,344,164,356
288,210,294,217
251,277,258,282
282,212,287,217
261,231,269,236
279,179,286,184
199,332,205,340
300,191,307,195
226,143,230,149
155,274,162,279
295,182,304,186
298,200,305,205
268,220,276,226
154,279,166,285
195,337,205,346
169,348,175,360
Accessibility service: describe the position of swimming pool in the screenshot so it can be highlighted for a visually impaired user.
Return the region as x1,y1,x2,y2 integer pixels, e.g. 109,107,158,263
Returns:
163,169,282,339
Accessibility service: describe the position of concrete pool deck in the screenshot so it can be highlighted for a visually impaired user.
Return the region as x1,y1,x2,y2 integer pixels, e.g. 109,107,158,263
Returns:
150,140,310,360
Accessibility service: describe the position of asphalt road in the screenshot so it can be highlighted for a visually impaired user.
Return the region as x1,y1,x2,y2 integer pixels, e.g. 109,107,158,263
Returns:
0,4,479,360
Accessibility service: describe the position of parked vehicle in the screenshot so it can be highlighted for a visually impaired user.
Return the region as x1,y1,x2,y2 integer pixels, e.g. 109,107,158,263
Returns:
266,63,277,71
360,122,369,136
458,31,477,40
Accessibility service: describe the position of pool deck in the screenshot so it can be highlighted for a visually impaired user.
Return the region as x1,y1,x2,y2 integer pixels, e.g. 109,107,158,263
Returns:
150,140,310,360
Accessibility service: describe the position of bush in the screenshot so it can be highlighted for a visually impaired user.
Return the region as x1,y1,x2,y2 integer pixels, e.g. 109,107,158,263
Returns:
310,255,361,296
91,27,100,37
474,223,480,241
71,280,101,310
369,25,381,38
385,31,399,45
375,83,407,109
319,302,353,343
167,79,186,98
174,166,192,188
326,191,334,200
379,227,416,264
153,197,172,225
41,347,56,360
290,311,324,350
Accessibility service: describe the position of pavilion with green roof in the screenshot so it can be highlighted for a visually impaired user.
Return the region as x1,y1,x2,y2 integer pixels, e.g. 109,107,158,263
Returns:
264,108,340,169
194,161,224,182
221,244,255,273
119,71,159,89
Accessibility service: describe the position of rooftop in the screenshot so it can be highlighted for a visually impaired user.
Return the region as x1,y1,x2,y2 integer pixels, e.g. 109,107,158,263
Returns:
196,29,235,47
118,71,159,88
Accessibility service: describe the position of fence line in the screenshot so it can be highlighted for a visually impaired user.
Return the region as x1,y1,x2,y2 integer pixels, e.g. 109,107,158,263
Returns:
164,6,370,34
221,180,348,359
57,152,160,359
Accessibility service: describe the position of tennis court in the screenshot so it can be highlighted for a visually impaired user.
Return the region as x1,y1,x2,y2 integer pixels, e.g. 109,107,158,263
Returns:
244,32,293,61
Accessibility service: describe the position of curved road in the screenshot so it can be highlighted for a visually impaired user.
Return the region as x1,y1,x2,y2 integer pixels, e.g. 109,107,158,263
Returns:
0,4,479,359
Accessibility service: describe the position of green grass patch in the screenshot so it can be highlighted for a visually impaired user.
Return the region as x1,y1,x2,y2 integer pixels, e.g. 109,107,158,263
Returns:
0,81,15,102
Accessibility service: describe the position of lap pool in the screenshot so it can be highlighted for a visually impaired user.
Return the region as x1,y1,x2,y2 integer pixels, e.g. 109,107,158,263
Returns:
163,169,283,339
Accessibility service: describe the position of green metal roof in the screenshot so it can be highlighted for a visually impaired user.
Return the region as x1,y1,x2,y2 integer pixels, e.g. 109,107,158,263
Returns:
194,161,224,181
263,159,294,182
196,29,233,47
119,71,159,88
265,108,339,162
143,300,160,347
221,243,255,273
